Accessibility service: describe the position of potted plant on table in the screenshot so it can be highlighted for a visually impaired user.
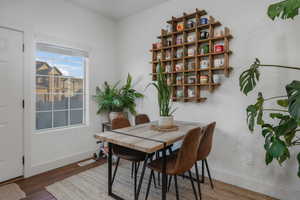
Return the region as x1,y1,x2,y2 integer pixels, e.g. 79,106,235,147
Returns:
94,74,144,122
148,62,176,128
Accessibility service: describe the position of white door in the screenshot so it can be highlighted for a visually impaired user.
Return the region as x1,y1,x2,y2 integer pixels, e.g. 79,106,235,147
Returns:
0,27,24,182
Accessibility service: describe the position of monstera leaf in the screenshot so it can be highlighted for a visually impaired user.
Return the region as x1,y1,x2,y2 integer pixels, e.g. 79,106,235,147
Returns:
239,59,261,95
298,153,300,177
246,92,264,131
268,0,300,20
286,81,300,121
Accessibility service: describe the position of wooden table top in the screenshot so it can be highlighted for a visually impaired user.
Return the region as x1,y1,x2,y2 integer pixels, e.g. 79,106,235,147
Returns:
95,121,201,153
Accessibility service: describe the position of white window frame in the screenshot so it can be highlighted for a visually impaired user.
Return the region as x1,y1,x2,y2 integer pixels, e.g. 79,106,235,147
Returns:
34,43,89,132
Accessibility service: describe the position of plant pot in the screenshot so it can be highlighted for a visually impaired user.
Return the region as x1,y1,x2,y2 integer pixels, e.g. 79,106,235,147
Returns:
158,116,174,128
109,112,125,122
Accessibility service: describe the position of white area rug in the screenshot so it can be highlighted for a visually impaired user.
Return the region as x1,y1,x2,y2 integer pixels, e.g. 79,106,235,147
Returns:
46,161,274,200
0,183,26,200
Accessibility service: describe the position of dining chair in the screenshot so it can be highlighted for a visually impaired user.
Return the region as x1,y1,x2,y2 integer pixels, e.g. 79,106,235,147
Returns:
110,117,147,198
135,114,150,125
145,127,205,200
194,121,216,196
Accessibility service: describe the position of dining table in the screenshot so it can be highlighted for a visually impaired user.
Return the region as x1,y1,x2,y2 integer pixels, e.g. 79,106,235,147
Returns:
95,120,202,200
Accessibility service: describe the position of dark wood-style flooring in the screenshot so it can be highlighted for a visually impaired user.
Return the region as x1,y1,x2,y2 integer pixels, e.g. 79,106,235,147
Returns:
1,158,275,200
17,158,105,200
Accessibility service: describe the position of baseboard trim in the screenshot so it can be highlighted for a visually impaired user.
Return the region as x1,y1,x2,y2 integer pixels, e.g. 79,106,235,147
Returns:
211,166,299,200
28,150,94,177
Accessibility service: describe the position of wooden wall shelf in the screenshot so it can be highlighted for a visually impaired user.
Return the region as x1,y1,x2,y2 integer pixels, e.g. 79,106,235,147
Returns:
150,9,233,103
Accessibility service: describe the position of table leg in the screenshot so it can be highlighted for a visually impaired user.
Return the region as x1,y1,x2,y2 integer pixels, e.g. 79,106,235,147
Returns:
162,145,167,200
136,154,149,199
108,143,112,196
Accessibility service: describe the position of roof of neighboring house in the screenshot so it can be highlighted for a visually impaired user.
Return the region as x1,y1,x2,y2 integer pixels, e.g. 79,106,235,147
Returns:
36,61,63,76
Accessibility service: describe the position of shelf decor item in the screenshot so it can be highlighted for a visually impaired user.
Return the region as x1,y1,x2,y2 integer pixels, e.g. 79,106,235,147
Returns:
214,44,224,53
176,22,184,31
150,8,233,103
200,17,208,25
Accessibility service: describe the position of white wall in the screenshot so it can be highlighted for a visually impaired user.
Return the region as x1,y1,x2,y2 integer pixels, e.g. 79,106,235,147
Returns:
116,0,300,199
0,0,117,177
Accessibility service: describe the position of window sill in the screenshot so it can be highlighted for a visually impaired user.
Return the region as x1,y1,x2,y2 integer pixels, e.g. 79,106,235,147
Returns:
33,124,89,135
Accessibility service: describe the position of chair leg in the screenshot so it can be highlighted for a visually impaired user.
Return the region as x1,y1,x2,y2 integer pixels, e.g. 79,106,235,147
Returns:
195,162,202,200
134,162,138,200
149,156,157,188
131,162,134,178
145,170,154,200
168,146,173,155
201,160,205,183
168,175,172,192
174,175,179,200
112,157,120,185
136,162,140,173
152,171,157,188
204,159,214,189
156,152,161,186
188,170,198,200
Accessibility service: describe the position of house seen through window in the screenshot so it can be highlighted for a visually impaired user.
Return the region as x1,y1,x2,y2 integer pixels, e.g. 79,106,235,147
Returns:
36,43,87,130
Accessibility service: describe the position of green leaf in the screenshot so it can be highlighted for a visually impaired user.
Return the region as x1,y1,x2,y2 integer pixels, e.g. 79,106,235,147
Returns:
269,138,286,158
297,152,300,177
246,92,264,131
268,0,300,20
239,59,261,95
274,118,298,137
278,148,290,165
284,131,296,145
265,151,274,165
286,80,300,121
277,99,289,107
246,105,257,131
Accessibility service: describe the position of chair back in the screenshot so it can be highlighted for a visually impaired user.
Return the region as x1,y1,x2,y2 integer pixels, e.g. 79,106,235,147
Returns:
111,117,131,130
135,114,150,125
172,127,204,174
197,122,216,161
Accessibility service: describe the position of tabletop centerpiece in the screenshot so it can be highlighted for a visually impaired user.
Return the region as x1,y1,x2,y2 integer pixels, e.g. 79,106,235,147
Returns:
148,61,177,130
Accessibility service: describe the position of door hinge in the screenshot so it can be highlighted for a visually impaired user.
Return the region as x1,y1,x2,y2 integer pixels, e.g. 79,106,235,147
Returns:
22,44,25,52
22,156,25,165
22,100,25,109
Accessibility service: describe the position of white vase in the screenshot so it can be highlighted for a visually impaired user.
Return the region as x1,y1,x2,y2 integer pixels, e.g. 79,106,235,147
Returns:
109,112,125,122
158,116,174,128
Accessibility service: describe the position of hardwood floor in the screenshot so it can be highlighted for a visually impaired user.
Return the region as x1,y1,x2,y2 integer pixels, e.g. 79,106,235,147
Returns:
17,158,105,200
11,158,275,200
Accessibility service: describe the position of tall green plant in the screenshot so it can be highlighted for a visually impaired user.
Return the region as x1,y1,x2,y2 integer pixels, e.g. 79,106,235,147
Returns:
240,0,300,178
148,62,175,116
94,74,143,115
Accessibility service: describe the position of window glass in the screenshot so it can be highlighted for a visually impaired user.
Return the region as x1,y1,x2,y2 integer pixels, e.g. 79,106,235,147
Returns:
35,43,86,130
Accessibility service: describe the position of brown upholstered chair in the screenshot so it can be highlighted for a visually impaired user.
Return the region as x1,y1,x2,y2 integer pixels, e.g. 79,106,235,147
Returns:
135,114,150,125
194,121,216,195
145,127,205,200
110,117,147,198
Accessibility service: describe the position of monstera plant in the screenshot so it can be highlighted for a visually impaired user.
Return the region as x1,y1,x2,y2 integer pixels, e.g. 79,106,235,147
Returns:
240,0,300,178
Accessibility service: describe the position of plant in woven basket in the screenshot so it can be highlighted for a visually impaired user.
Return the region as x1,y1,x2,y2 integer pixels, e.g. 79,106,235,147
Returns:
239,0,300,178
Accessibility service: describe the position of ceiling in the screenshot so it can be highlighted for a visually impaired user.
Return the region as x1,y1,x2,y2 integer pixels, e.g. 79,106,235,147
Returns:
67,0,169,20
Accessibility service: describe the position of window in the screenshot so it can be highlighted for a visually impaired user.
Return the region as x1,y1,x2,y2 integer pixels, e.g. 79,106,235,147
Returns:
35,43,88,130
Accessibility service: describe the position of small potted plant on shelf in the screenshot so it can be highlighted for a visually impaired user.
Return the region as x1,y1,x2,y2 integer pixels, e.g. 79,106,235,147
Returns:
94,74,144,122
148,61,176,128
